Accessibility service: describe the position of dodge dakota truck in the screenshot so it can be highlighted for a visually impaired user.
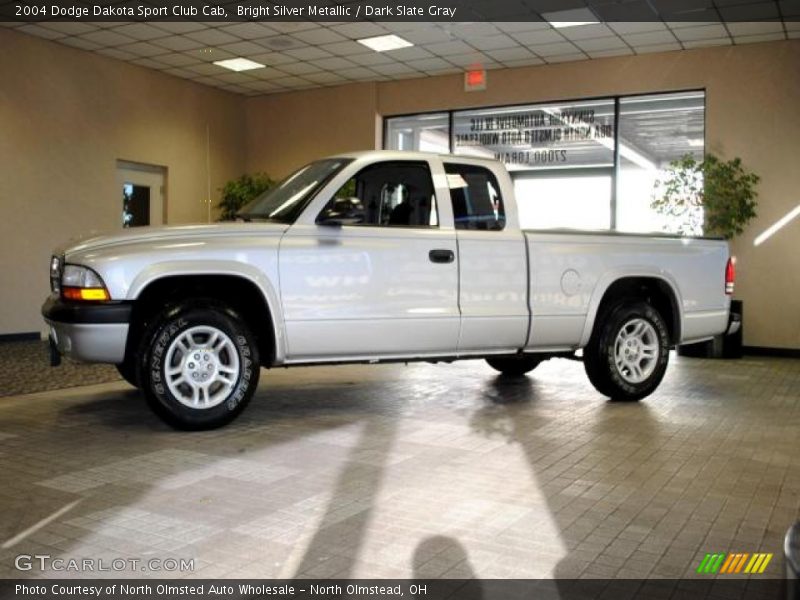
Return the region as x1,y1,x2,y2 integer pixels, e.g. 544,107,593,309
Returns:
43,151,737,429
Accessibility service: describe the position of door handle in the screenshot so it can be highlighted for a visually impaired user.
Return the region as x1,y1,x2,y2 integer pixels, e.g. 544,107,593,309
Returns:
429,249,455,264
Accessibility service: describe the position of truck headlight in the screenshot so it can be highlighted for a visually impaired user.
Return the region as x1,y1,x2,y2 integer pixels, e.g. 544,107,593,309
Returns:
61,264,110,301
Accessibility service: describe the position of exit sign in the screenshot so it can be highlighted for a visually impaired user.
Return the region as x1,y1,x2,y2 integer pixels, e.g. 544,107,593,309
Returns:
464,68,486,92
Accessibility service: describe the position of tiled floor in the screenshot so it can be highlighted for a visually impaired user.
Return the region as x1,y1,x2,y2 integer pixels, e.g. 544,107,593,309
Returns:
0,353,797,580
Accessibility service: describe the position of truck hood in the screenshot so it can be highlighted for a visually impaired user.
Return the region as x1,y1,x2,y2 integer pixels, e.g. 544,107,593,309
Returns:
56,222,289,257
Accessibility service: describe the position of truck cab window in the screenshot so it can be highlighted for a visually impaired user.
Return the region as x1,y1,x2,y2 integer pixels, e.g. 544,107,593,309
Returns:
444,163,505,231
319,161,438,228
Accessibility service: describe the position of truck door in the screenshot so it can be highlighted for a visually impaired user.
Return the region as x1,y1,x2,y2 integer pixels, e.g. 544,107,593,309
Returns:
279,159,460,361
444,162,529,353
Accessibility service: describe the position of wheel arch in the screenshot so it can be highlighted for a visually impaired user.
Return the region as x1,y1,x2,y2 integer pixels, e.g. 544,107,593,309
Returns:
580,272,682,347
125,262,285,367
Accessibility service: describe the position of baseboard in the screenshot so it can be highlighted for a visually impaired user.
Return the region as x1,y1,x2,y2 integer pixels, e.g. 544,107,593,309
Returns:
743,346,800,359
0,332,41,342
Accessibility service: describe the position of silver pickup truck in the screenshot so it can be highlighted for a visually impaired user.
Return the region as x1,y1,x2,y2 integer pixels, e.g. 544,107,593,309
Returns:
43,151,737,429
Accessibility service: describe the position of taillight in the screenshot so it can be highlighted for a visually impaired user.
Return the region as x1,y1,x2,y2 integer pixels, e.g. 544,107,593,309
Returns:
725,257,736,295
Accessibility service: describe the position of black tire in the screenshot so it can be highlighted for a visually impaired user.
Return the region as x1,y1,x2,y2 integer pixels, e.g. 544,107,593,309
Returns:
115,360,139,388
583,300,670,401
486,355,543,377
138,301,260,430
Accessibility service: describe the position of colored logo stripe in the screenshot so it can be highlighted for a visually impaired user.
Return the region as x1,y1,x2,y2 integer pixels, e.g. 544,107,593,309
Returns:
697,553,773,574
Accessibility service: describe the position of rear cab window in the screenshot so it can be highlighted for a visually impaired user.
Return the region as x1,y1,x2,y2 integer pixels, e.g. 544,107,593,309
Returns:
444,163,506,231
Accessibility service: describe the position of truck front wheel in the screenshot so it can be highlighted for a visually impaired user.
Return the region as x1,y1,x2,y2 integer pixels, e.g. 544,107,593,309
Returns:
139,301,260,430
486,355,543,377
583,300,669,401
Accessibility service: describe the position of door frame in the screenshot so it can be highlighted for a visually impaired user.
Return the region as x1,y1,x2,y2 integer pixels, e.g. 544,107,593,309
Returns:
116,160,168,226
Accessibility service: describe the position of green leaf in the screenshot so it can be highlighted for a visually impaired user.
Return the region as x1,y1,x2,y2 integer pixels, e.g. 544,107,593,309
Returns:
216,172,276,221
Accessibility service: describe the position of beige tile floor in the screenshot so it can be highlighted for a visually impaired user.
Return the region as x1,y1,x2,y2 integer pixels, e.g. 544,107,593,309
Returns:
0,353,797,580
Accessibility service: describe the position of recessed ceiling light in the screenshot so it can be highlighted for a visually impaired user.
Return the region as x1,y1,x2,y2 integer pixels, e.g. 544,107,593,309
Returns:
357,34,413,52
213,58,265,72
541,8,599,28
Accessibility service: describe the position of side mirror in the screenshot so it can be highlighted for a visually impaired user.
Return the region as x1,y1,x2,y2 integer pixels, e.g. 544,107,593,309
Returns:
317,197,365,227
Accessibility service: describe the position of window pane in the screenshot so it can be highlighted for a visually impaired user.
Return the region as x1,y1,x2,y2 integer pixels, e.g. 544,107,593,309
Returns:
616,91,705,234
385,113,449,153
515,175,612,230
452,99,615,173
320,161,438,228
444,163,506,231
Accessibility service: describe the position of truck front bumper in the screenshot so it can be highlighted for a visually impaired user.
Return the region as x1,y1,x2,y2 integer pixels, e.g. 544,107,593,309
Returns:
42,296,132,364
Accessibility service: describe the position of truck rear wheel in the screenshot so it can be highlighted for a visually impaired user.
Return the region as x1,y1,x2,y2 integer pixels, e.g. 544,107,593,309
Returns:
583,300,669,401
486,355,543,377
139,301,260,430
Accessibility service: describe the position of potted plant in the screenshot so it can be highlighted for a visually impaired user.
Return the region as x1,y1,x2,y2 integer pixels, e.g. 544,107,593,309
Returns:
651,153,760,358
217,172,275,221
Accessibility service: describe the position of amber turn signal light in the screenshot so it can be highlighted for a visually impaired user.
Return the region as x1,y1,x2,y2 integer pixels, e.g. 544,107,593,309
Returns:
62,287,110,301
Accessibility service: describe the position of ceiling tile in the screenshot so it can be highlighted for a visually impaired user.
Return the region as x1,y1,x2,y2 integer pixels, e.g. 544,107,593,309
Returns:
469,34,519,51
309,56,358,70
339,67,382,80
672,24,730,42
278,61,323,75
733,32,788,43
369,63,423,76
291,27,348,45
248,52,299,66
682,37,733,49
319,40,372,56
510,29,565,45
404,57,456,72
486,46,537,61
40,22,98,36
303,71,350,84
130,57,170,70
272,75,315,88
445,52,494,67
216,40,268,55
58,37,102,51
248,66,293,80
609,22,667,35
329,22,389,39
347,52,399,66
633,42,683,54
500,57,546,68
215,72,257,84
283,46,333,61
623,30,678,46
587,48,634,58
422,40,475,56
788,31,800,38
184,29,239,46
151,22,208,35
150,35,207,52
782,0,800,15
726,21,785,36
259,36,306,52
529,41,582,57
111,23,169,41
493,22,551,34
16,24,67,40
186,62,227,76
445,23,501,37
151,52,202,67
217,22,280,41
242,80,285,92
544,53,589,64
267,22,319,34
397,25,451,45
79,29,136,47
574,36,628,51
383,46,434,61
558,24,616,40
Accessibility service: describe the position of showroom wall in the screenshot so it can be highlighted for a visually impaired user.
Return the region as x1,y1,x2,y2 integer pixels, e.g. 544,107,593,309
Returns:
0,28,246,336
245,40,800,351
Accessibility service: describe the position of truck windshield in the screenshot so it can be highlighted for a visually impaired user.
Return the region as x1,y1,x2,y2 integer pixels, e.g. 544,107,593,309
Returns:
238,158,351,223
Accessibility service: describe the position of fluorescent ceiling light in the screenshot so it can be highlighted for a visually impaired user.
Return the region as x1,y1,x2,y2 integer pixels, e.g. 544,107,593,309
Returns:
213,58,265,72
357,34,413,52
541,7,599,28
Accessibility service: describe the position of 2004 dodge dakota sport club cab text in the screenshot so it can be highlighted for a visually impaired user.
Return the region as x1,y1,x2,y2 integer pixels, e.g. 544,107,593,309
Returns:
42,151,739,429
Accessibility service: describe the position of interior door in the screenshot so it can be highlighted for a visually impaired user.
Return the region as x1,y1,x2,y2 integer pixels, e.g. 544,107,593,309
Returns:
279,160,460,361
117,161,165,227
